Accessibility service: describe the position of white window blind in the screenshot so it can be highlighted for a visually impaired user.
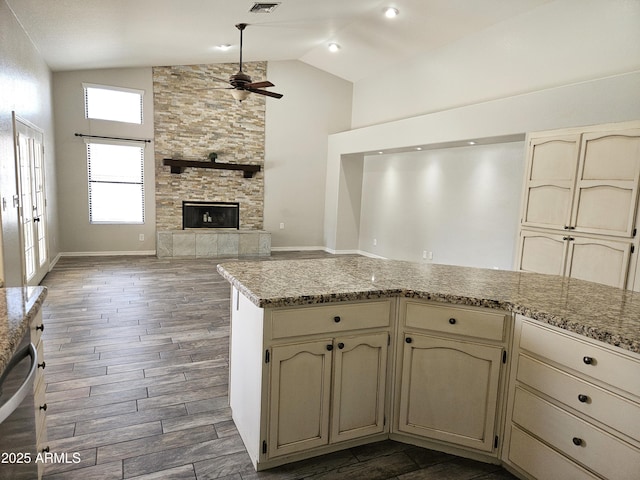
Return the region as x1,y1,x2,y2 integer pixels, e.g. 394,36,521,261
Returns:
87,142,144,224
84,84,144,124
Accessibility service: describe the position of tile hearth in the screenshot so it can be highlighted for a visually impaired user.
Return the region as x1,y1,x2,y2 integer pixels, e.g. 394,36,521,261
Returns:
157,230,270,258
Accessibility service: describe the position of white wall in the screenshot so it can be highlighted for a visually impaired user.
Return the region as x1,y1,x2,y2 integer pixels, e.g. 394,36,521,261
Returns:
264,60,352,249
325,72,640,254
0,0,58,285
359,142,525,269
52,68,156,255
352,0,640,128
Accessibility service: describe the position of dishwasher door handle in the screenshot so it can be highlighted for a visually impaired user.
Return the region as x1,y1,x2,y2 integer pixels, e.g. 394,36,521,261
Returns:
0,342,37,424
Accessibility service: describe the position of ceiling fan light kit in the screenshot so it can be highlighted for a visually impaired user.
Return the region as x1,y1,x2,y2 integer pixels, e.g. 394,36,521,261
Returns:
384,7,399,18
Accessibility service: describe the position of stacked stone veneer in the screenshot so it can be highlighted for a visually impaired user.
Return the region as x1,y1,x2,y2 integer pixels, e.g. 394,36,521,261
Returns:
153,62,267,231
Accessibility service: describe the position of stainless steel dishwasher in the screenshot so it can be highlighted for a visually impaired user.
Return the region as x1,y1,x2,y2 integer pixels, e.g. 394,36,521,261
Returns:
0,340,39,479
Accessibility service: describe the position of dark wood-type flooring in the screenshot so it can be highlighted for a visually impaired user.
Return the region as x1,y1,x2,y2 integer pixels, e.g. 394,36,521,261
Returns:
39,252,519,479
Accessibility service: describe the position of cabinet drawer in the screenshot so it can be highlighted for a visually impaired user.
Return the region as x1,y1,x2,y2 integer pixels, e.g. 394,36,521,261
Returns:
508,425,599,480
512,387,640,479
516,354,640,442
404,301,506,341
30,312,45,347
520,320,640,398
270,300,391,339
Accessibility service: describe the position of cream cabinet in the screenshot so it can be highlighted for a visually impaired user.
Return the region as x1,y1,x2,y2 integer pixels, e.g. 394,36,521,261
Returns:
517,122,640,289
393,300,509,456
228,288,393,470
30,310,49,478
518,229,632,288
503,315,640,480
268,332,388,459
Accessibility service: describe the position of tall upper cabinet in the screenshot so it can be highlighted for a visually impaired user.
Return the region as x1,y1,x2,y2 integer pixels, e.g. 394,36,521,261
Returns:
517,122,640,289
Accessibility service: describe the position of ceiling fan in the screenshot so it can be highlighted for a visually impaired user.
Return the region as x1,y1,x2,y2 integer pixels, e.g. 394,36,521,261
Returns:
213,23,283,102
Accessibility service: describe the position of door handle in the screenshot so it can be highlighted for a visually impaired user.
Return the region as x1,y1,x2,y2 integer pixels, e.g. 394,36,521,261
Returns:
0,343,37,424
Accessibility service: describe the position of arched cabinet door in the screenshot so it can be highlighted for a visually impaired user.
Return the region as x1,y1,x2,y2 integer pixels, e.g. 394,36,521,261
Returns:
330,332,388,443
268,339,333,458
397,334,503,452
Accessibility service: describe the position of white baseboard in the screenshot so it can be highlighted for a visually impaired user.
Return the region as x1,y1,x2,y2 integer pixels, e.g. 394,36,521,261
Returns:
273,246,387,259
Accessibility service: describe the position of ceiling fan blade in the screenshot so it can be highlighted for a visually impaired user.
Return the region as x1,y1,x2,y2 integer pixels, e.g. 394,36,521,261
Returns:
246,80,274,89
247,88,283,99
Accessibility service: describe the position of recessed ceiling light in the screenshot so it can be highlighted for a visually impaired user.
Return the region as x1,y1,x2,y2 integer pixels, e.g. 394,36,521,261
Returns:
384,7,399,18
378,151,384,154
416,147,423,151
468,141,477,145
217,44,232,51
328,43,341,53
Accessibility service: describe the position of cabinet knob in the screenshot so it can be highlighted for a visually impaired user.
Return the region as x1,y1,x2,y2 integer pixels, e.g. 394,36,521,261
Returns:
338,342,345,349
449,318,456,325
405,337,413,344
578,394,589,403
36,324,44,331
572,437,583,446
41,446,50,454
583,356,594,365
564,226,570,230
39,403,47,411
326,344,333,351
38,361,46,369
333,316,341,323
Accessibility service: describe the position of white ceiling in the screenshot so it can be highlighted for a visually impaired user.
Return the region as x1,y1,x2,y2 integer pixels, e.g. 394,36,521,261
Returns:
6,0,552,82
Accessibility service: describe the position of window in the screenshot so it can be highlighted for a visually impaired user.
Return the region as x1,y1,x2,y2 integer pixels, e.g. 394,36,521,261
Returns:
84,83,143,124
87,142,144,224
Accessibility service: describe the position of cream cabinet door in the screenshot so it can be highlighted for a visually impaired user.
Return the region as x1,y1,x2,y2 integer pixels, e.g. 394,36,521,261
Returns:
521,134,581,230
566,237,631,288
517,229,568,276
268,340,332,458
397,334,503,452
571,128,640,237
330,333,388,443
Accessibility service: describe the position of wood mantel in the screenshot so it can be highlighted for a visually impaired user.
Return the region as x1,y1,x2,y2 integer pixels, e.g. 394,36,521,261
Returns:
163,158,261,178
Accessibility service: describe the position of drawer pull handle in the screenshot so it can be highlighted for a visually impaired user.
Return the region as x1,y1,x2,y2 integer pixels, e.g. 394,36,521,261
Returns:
39,403,47,411
405,337,413,344
578,394,589,403
38,361,46,369
572,437,583,446
338,342,345,349
326,344,333,351
334,316,341,323
448,318,456,325
583,356,594,365
36,324,44,332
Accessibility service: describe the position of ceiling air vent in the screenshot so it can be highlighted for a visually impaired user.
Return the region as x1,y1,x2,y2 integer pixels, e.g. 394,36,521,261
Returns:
249,2,280,13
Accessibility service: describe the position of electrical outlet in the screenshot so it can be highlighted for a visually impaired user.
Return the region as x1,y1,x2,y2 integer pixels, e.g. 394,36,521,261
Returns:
279,222,285,229
422,250,427,259
139,234,144,241
373,238,377,246
428,251,433,260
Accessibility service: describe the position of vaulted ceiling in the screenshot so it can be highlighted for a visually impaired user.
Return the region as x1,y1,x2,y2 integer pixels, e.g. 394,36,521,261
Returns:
6,0,552,82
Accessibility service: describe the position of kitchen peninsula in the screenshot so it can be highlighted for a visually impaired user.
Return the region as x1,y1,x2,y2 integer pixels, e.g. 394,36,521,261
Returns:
217,257,640,479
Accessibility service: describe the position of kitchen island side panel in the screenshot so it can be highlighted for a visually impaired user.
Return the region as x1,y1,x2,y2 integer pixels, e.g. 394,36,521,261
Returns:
229,286,267,469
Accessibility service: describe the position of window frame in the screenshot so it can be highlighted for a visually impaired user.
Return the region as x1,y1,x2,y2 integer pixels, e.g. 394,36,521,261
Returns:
86,140,146,225
83,82,144,124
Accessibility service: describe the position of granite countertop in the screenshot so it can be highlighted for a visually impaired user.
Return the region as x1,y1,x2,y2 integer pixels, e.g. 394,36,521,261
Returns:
217,257,640,354
0,286,48,376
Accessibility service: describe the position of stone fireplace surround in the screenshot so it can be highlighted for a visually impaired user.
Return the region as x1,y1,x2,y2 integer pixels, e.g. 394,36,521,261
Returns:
153,62,271,258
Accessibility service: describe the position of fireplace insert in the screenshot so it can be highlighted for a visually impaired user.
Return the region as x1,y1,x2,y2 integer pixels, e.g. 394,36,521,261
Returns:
182,201,239,229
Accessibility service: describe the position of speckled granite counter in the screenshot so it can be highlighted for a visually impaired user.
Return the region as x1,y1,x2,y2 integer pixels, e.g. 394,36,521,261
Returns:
0,286,48,376
217,257,640,354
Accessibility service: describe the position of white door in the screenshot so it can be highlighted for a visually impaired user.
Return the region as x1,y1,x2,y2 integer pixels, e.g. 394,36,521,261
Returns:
14,115,49,285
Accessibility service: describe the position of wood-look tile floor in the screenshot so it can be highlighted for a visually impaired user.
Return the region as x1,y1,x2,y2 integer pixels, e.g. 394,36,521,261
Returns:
40,252,519,480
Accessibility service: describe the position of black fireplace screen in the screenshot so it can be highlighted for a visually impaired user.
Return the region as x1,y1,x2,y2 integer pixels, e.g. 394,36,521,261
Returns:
182,201,239,229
